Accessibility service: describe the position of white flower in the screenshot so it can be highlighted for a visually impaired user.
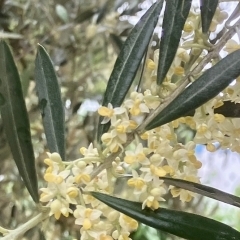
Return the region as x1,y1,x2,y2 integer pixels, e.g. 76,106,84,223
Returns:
98,103,127,124
49,198,73,220
124,92,149,116
74,205,102,230
124,143,149,165
127,170,150,195
119,214,138,232
72,161,93,184
80,143,99,158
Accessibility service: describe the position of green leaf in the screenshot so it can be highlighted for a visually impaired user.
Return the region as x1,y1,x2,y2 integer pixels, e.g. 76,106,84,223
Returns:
146,49,240,130
35,44,65,160
157,0,192,85
91,192,240,240
0,40,39,202
97,1,164,142
56,4,69,23
160,177,240,208
200,0,218,33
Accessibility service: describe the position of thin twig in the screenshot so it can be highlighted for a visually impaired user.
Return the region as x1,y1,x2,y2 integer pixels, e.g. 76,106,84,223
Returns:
2,211,49,240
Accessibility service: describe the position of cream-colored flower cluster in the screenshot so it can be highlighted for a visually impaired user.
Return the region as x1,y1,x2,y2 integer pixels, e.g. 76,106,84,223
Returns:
39,4,240,240
143,5,240,155
99,90,160,153
40,150,139,240
40,85,202,239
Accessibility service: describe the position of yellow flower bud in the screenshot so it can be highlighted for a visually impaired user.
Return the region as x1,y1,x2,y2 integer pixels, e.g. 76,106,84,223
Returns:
67,187,79,198
206,143,216,152
150,188,161,196
197,124,208,134
185,194,193,202
98,106,114,117
140,132,148,140
129,100,141,116
111,145,119,153
184,22,194,32
75,174,91,183
122,215,138,230
146,197,159,210
137,152,146,162
185,116,196,129
116,125,126,134
100,235,113,240
135,179,145,189
129,120,138,129
162,165,174,175
40,192,48,202
150,165,166,177
54,176,64,184
214,114,225,123
85,208,93,218
194,160,202,169
213,100,224,109
127,178,145,189
44,158,52,166
80,147,86,155
170,187,180,197
44,173,55,182
115,166,124,174
124,155,135,164
83,218,92,230
146,59,156,70
50,153,62,163
61,207,69,217
174,66,184,76
46,166,53,173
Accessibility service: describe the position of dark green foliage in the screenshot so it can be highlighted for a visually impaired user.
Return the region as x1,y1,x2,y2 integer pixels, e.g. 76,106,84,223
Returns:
35,45,65,160
161,177,240,208
0,40,39,202
97,1,164,142
157,0,192,85
200,0,219,33
91,192,240,240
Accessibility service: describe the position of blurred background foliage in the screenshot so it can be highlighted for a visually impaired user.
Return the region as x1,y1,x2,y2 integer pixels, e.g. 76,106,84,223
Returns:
0,0,235,239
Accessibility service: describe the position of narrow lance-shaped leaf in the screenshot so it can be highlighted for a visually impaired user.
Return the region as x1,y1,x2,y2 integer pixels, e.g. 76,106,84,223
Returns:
97,1,164,142
200,0,218,33
160,177,240,208
146,49,240,130
91,192,240,240
157,0,192,85
35,45,65,160
0,41,39,202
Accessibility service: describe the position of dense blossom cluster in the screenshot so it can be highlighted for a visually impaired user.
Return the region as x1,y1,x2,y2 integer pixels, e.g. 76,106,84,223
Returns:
40,83,202,239
39,4,240,240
